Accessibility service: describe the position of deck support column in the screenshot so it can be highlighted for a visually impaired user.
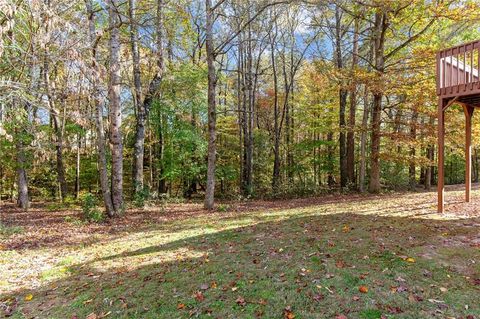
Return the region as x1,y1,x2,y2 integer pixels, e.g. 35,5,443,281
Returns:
438,98,445,213
464,104,474,202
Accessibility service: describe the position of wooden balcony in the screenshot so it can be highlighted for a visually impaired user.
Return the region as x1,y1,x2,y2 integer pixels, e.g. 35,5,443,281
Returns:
436,40,480,214
437,40,480,105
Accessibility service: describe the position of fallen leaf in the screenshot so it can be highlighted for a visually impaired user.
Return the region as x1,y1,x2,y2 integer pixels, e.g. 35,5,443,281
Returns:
396,285,408,293
387,305,402,314
440,287,448,293
200,283,209,291
24,294,33,301
284,307,295,319
408,293,423,302
336,315,348,319
236,297,246,307
396,276,406,282
335,260,346,268
177,303,185,310
359,286,368,293
83,299,93,305
86,313,97,319
405,257,415,263
194,291,204,302
312,293,324,302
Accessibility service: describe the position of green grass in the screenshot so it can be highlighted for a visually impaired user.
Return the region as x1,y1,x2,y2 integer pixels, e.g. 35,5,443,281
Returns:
0,222,23,237
1,191,480,318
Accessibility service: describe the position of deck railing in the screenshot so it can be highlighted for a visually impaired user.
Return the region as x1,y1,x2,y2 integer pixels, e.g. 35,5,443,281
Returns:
437,40,480,97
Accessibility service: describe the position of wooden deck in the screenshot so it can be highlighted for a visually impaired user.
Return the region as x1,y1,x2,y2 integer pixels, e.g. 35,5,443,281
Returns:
437,40,480,213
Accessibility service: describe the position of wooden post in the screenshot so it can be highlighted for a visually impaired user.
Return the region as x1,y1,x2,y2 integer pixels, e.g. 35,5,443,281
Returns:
464,104,474,202
438,98,445,213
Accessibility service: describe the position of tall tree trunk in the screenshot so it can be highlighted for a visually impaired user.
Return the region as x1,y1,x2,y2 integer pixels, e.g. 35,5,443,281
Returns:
368,10,387,193
16,147,29,210
474,147,479,183
271,28,281,194
245,21,254,196
87,0,115,216
204,0,217,210
369,92,382,193
359,85,369,192
157,114,166,194
425,143,433,190
335,6,348,189
129,0,144,196
42,13,68,200
51,112,67,201
346,17,359,187
108,0,123,213
75,133,81,199
16,121,29,210
239,29,249,195
327,132,335,186
409,109,418,190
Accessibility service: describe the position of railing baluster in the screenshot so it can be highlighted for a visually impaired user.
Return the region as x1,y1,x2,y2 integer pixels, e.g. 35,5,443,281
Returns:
457,47,460,93
437,41,480,96
437,51,441,94
471,43,474,89
442,51,445,93
478,42,480,89
450,48,454,94
464,45,467,91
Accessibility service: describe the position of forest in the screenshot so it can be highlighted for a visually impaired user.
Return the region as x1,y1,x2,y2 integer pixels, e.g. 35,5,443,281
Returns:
2,0,480,318
1,0,479,213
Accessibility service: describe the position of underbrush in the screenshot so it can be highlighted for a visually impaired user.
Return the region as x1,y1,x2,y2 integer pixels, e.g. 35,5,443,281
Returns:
0,223,23,237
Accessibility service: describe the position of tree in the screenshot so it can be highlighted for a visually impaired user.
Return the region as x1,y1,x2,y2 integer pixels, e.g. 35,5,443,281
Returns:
86,0,115,216
108,0,124,213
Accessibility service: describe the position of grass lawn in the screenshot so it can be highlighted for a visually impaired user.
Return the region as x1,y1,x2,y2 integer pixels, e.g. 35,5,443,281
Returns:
1,187,480,318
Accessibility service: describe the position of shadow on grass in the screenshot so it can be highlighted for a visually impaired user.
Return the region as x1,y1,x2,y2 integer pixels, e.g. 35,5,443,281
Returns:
2,210,480,319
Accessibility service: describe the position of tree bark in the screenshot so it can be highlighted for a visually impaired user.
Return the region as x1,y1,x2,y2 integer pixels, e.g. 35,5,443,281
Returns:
335,6,348,189
204,0,217,210
359,85,369,193
75,133,81,198
129,0,144,196
409,109,418,190
108,0,124,213
346,17,359,188
368,10,387,193
425,143,433,190
270,25,281,194
327,132,335,186
87,0,115,216
16,128,29,210
42,13,68,201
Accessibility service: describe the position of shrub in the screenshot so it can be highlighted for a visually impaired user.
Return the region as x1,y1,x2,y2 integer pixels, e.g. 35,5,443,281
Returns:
0,223,24,237
64,216,85,226
217,203,230,212
81,193,104,223
133,186,150,208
